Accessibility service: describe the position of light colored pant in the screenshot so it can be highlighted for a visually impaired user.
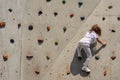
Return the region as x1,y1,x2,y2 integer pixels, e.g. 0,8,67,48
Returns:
77,42,92,67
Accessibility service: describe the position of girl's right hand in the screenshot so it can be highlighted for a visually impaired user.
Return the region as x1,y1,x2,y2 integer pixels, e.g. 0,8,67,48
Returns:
102,41,107,46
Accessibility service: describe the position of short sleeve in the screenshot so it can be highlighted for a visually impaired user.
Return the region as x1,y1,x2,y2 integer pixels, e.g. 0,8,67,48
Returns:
93,31,98,39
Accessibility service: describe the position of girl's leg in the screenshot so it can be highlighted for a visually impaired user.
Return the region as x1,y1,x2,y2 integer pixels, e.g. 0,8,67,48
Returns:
82,44,92,72
83,46,92,67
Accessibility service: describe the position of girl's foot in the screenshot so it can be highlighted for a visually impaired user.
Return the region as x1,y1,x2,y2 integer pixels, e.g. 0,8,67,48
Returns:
82,66,91,73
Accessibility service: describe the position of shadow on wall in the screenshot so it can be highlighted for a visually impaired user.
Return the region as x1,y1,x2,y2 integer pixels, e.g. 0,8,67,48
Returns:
70,42,105,77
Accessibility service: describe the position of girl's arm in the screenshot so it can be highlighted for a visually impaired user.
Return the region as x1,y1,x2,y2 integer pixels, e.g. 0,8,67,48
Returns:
97,37,107,46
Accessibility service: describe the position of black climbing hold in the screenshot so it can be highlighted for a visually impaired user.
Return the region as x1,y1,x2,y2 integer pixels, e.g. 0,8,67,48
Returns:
35,70,40,75
111,55,116,60
102,17,105,21
54,12,58,17
8,8,12,12
62,0,66,4
10,39,15,44
108,5,112,9
117,17,120,21
28,25,33,31
38,39,44,45
46,0,51,2
18,23,21,29
95,56,100,60
111,29,116,32
80,16,85,21
78,2,83,8
55,41,58,46
38,11,43,16
63,27,67,33
26,55,33,60
46,56,50,60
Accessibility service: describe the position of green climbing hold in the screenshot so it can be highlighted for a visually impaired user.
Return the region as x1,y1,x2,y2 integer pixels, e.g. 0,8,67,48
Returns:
95,56,100,60
62,0,66,4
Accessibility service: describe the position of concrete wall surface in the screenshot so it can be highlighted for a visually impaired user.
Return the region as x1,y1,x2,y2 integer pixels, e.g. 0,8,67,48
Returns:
0,0,120,80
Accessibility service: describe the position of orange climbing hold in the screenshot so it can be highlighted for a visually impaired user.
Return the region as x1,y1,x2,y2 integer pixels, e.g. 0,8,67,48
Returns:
0,22,6,28
70,13,74,18
104,70,107,76
47,26,51,32
3,53,8,61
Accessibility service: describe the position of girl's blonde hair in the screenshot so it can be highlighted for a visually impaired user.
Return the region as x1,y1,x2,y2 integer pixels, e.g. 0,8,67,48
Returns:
90,24,101,36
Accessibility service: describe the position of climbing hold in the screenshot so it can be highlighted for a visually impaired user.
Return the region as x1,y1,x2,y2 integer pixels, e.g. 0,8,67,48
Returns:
47,26,51,32
111,29,116,32
78,2,83,8
102,17,105,21
63,27,67,33
28,25,33,31
26,54,33,60
8,8,12,12
54,12,58,17
95,55,100,60
35,69,40,75
38,38,44,45
10,39,15,44
46,0,51,2
111,51,116,60
66,64,70,75
80,16,85,21
0,22,6,28
108,5,113,9
55,41,58,46
70,13,74,18
18,23,21,29
46,56,50,60
104,70,107,76
62,0,66,4
38,11,43,16
117,17,120,21
111,55,116,60
3,53,8,61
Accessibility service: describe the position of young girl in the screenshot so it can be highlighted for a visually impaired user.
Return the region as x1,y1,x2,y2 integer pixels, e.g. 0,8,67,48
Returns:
77,24,107,73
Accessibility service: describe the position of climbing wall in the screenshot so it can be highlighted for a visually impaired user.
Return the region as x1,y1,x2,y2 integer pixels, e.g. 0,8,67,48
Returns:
41,0,120,80
21,0,100,80
0,0,120,80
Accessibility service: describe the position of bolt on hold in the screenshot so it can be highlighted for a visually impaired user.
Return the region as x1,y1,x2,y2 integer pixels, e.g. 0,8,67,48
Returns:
62,0,66,4
70,13,74,18
117,17,120,21
38,11,43,16
47,26,51,32
38,38,44,45
104,70,107,76
63,27,67,33
111,51,116,60
95,55,100,60
8,8,13,12
80,16,85,21
18,23,21,29
0,22,6,28
78,2,83,8
108,5,113,9
3,53,8,61
26,52,33,60
46,0,51,2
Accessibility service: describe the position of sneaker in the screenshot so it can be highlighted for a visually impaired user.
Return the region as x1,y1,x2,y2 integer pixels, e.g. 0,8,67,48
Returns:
82,66,91,73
